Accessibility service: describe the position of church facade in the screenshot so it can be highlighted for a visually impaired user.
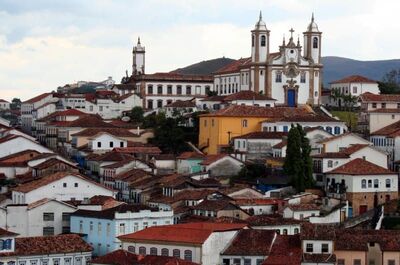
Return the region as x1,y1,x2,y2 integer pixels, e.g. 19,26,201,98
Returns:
213,13,323,107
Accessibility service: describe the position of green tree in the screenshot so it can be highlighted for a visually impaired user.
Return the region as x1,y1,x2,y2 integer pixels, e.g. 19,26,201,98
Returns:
150,117,188,154
329,88,342,109
378,69,400,94
128,106,144,124
297,125,314,189
284,125,304,192
10,98,21,110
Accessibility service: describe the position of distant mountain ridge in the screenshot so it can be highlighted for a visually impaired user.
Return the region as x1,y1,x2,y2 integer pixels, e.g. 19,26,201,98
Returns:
173,56,400,87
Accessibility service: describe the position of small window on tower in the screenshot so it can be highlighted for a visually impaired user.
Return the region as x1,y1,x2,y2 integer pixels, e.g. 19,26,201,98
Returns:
252,35,255,47
313,37,318,48
261,35,266,47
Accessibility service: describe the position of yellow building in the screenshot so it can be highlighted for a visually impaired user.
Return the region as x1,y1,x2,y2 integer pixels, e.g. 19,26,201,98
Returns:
199,105,310,154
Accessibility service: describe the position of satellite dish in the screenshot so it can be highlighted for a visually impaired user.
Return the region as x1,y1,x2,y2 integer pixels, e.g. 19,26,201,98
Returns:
121,116,131,122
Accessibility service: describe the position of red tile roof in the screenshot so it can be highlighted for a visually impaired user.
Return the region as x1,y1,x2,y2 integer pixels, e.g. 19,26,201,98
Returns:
223,91,276,101
0,234,92,257
246,214,303,226
23,93,53,104
326,158,394,175
138,255,200,265
0,99,9,103
368,108,400,113
371,120,400,137
335,229,400,251
277,113,339,123
330,75,377,84
287,203,320,211
72,128,137,138
13,172,113,193
114,145,162,155
262,235,301,265
232,131,287,140
302,254,336,263
272,140,287,149
177,151,205,160
234,198,281,206
165,100,196,108
90,249,138,265
214,57,251,74
360,92,400,102
132,72,213,82
312,144,370,158
0,228,18,237
200,154,231,165
222,229,276,256
200,105,311,118
118,222,246,245
191,199,241,212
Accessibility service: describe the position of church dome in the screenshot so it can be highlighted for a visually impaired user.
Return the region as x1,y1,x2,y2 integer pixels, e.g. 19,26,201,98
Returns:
254,11,267,31
307,13,319,32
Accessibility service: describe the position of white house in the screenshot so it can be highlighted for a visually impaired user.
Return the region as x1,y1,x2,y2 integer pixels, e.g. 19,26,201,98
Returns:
0,99,10,110
370,120,400,169
316,132,371,153
325,158,398,216
283,204,320,220
118,223,246,265
327,75,379,107
3,198,77,237
200,154,244,178
0,230,92,265
11,172,115,204
0,135,53,159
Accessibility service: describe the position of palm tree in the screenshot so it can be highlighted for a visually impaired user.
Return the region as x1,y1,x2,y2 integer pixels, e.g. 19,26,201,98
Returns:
330,88,343,109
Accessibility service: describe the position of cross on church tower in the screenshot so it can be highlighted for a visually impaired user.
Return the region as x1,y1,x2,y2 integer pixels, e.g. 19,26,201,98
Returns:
289,28,295,39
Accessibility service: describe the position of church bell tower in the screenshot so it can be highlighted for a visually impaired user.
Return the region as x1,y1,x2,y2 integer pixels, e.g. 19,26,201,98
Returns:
132,37,145,75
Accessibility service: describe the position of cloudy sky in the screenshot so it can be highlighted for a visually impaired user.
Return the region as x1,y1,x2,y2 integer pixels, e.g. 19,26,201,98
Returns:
0,0,399,101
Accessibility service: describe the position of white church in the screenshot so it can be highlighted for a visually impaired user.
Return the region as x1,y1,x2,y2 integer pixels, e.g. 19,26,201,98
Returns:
213,13,323,107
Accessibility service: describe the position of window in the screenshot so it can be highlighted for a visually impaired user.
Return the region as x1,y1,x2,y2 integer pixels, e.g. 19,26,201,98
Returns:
353,259,361,265
167,85,172,94
326,126,332,134
321,243,329,253
147,85,153,94
184,250,192,261
79,220,83,233
64,258,71,265
204,119,207,127
261,35,266,46
233,259,241,265
143,222,148,228
252,35,255,46
109,141,113,148
327,160,333,168
211,119,215,127
244,259,251,265
74,182,78,187
120,141,124,147
177,85,182,95
133,222,139,232
63,183,67,188
43,213,54,221
337,259,345,265
368,179,372,188
313,37,318,48
99,106,103,112
242,119,248,128
157,85,163,94
157,100,163,108
306,243,313,252
43,227,54,236
173,249,180,258
139,247,146,255
52,259,60,265
275,72,282,83
392,115,395,119
150,247,157,255
186,86,192,95
372,103,377,108
397,103,400,109
256,260,264,265
294,228,299,234
382,103,386,108
388,260,395,265
161,248,169,256
97,142,101,148
147,100,153,109
334,126,341,135
362,179,367,189
119,223,125,235
283,126,289,132
98,222,102,234
283,229,288,235
374,179,379,188
300,72,306,83
127,246,135,253
75,257,82,265
30,261,38,265
62,213,70,222
369,261,375,265
386,178,391,188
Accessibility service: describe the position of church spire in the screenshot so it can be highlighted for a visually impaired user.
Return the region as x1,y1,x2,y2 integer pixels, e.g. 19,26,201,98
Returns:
137,37,141,45
259,10,262,21
311,12,314,23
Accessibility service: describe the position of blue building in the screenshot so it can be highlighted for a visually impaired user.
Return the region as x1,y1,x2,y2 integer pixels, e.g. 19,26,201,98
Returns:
70,204,174,256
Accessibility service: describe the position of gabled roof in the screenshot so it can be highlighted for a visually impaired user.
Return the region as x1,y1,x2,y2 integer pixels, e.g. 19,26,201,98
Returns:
232,131,287,140
113,145,162,155
12,172,113,193
177,151,205,160
246,214,304,226
222,229,276,256
22,93,52,104
71,204,157,220
312,144,371,158
330,75,377,84
214,57,251,74
0,234,92,257
262,235,301,265
72,128,136,138
326,158,394,175
0,227,18,237
90,249,138,265
55,115,116,128
200,154,243,166
90,151,134,162
286,203,320,212
192,199,240,212
200,105,311,118
31,157,77,170
371,120,400,137
165,100,196,108
360,92,400,102
317,132,370,144
118,222,246,245
272,140,287,149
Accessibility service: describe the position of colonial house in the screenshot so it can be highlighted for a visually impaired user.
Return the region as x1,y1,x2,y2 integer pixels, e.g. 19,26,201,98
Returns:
200,154,245,178
0,99,10,110
176,152,205,174
316,132,371,153
118,222,247,264
246,214,302,235
0,230,92,265
327,75,379,107
324,158,398,216
11,172,115,204
191,198,250,220
0,135,53,159
70,204,173,256
3,198,77,237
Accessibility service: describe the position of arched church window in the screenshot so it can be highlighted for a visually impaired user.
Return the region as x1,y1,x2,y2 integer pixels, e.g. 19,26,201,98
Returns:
313,37,318,48
252,35,255,47
261,35,266,47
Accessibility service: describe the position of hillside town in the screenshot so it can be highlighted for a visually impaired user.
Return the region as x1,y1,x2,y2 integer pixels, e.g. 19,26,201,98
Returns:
1,11,400,265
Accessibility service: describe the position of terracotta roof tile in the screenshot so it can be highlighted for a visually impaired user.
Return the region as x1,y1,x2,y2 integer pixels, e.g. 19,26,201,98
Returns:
165,100,196,108
138,255,200,265
326,158,394,175
0,234,92,257
118,223,246,245
72,204,157,220
232,131,288,140
200,105,311,118
246,214,303,226
360,92,400,102
72,128,137,138
223,91,276,101
262,235,301,265
177,151,205,160
287,203,320,211
302,254,336,263
368,108,400,113
0,228,18,237
371,120,400,137
222,229,276,256
90,249,138,265
330,75,377,84
23,93,53,104
214,57,251,74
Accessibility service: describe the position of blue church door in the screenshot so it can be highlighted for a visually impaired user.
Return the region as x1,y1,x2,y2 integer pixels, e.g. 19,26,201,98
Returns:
287,89,296,107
